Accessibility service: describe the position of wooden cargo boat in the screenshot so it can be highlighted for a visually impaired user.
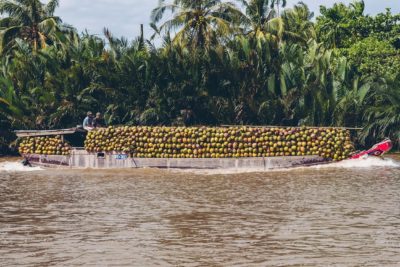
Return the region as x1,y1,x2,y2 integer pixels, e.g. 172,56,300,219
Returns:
15,127,333,170
16,127,393,170
16,128,326,171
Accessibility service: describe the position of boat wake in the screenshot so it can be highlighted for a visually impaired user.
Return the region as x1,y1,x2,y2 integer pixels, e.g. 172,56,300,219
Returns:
310,157,400,169
0,161,43,172
1,157,398,175
173,157,400,175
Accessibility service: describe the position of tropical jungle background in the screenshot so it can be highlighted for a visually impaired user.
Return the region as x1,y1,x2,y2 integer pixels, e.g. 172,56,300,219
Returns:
1,0,400,154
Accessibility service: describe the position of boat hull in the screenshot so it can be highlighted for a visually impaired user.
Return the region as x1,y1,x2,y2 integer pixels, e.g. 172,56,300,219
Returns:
23,150,328,170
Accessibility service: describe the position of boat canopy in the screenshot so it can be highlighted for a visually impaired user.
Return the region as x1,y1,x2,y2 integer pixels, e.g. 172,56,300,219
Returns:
15,128,86,138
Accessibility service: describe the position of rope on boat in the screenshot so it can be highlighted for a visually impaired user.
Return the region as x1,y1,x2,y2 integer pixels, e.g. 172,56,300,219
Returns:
131,157,138,168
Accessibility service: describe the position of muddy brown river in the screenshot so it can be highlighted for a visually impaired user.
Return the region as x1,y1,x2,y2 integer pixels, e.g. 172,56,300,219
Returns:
1,157,400,266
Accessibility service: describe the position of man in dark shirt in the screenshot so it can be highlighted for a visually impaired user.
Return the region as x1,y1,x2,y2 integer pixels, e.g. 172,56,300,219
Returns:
93,112,106,128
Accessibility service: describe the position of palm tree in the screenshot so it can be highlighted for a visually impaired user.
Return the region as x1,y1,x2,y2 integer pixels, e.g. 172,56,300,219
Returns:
0,76,27,127
236,0,301,46
333,69,376,128
316,0,365,49
360,76,400,147
236,0,280,41
270,0,286,17
0,0,71,54
151,0,241,49
281,3,315,44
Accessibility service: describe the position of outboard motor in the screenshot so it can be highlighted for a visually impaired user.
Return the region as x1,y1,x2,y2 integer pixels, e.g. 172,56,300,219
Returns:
21,158,32,167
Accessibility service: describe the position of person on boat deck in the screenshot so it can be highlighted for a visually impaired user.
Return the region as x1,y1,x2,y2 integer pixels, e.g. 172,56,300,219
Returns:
83,111,94,131
93,112,106,128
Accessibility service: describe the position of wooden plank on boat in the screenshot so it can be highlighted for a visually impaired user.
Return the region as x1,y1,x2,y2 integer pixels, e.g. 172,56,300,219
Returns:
15,128,86,138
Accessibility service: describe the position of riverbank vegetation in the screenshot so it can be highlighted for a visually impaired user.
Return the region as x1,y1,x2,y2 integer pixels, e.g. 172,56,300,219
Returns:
1,0,400,153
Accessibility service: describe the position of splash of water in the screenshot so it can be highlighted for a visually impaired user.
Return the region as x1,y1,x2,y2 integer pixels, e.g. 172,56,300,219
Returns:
310,157,400,169
0,161,43,172
173,156,400,175
1,156,398,174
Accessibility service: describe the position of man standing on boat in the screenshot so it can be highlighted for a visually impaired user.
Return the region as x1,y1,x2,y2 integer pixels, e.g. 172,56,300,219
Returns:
93,112,106,128
83,111,94,131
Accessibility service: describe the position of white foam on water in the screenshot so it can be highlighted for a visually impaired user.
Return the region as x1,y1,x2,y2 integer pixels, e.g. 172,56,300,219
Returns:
2,157,398,175
171,157,400,175
0,161,43,172
310,157,400,169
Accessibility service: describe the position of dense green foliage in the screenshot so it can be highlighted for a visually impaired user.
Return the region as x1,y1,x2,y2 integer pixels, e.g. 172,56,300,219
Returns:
1,0,400,153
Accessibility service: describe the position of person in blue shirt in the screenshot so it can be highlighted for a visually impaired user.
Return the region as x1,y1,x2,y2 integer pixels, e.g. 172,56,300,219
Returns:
83,111,94,130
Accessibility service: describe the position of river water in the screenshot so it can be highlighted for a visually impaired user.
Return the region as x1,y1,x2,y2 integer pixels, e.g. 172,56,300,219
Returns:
1,157,400,266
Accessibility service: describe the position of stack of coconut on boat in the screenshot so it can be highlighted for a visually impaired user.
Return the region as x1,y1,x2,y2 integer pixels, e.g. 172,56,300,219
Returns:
18,136,71,155
84,126,354,161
